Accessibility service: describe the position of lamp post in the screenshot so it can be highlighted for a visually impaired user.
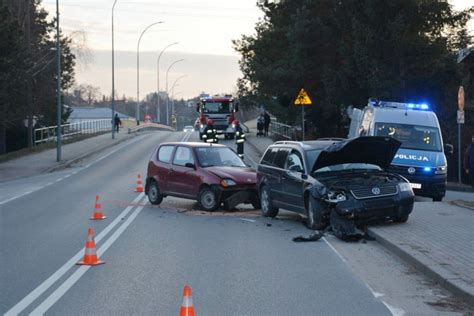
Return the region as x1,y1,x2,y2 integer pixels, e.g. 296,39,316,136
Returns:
56,0,61,161
137,21,163,125
111,0,118,139
165,59,184,125
156,42,178,123
170,75,187,116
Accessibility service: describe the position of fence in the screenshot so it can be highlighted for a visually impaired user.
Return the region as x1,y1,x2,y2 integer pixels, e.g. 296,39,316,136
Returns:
34,119,111,145
269,121,298,140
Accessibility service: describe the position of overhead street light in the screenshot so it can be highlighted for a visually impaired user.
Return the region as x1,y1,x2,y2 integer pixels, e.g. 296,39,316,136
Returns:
136,21,164,126
111,0,118,139
165,59,184,125
56,0,62,161
156,42,178,123
170,75,188,116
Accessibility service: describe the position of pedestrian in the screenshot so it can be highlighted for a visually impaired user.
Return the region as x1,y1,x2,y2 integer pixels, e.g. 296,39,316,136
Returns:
233,120,246,159
257,114,264,137
464,135,474,187
263,111,271,137
114,113,122,133
202,119,218,144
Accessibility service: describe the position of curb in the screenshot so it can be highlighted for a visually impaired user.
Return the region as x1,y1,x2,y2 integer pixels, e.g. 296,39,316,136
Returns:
368,228,474,307
446,184,474,193
44,133,136,173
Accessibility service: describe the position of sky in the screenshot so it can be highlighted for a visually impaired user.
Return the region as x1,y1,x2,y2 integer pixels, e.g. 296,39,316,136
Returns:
41,0,472,101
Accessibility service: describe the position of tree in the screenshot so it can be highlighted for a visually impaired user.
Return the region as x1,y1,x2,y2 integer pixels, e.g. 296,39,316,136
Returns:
234,0,473,138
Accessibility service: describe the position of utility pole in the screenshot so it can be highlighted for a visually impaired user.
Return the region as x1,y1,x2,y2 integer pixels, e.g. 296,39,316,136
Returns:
56,0,62,161
157,42,178,123
111,0,118,139
26,0,34,148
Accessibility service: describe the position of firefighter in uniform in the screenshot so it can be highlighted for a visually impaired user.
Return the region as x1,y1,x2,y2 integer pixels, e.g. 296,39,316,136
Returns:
233,120,246,159
202,119,218,144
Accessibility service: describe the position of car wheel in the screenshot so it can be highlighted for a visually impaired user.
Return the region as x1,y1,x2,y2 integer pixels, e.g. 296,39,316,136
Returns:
393,214,409,223
260,186,278,217
147,181,163,205
306,197,327,230
198,187,220,211
432,196,443,202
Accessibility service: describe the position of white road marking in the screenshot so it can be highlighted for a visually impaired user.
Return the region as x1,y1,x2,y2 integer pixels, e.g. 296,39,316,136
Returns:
322,237,347,263
30,202,147,315
239,218,256,223
180,131,193,143
0,135,147,206
382,301,406,316
4,194,145,315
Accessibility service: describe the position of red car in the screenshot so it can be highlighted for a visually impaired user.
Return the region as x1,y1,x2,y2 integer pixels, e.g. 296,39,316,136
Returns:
146,142,260,211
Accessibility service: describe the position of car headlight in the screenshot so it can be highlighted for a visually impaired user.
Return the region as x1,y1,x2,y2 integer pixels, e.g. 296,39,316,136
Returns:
435,165,447,174
398,182,413,192
200,124,204,128
327,191,347,202
220,179,237,187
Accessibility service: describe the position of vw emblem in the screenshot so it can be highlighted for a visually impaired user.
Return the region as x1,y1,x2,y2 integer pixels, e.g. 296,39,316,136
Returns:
407,167,416,175
371,187,381,195
247,178,252,183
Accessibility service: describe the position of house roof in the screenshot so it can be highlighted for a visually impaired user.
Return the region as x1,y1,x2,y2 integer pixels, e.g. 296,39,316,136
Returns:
69,107,130,119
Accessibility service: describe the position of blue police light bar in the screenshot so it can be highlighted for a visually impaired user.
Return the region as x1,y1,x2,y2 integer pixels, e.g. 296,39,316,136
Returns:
423,167,431,172
368,99,430,111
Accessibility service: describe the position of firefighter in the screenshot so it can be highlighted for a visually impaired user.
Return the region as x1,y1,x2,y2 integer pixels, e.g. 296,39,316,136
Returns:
202,119,218,144
233,120,245,159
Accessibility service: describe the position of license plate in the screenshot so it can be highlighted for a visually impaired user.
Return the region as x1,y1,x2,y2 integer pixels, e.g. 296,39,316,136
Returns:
410,183,422,189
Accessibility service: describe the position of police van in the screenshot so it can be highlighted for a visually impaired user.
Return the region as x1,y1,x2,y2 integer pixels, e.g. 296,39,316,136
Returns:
348,99,453,201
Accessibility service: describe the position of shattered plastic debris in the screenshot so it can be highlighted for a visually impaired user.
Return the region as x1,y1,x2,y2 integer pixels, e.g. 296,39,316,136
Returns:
292,231,324,242
329,211,364,241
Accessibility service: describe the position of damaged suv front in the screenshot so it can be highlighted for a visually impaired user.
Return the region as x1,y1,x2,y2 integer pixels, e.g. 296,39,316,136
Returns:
307,137,414,240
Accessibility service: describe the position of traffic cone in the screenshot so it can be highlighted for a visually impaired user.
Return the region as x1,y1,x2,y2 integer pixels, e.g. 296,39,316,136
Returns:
77,228,105,266
134,174,144,192
179,285,195,316
90,195,106,220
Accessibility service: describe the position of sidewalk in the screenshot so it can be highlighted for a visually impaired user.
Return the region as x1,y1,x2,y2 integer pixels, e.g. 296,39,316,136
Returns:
244,121,474,306
0,131,135,183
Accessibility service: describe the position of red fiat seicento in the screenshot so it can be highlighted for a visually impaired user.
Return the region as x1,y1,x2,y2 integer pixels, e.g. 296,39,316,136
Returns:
146,142,260,211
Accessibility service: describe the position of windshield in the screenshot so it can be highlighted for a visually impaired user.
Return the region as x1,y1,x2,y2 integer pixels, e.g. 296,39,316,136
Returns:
202,102,230,113
375,122,441,151
195,147,246,167
314,163,381,174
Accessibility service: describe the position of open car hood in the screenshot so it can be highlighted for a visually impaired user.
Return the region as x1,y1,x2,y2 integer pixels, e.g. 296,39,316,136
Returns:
311,137,401,173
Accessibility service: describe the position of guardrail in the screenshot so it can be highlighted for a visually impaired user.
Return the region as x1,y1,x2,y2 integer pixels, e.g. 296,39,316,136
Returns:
34,119,111,145
128,122,175,134
270,121,297,140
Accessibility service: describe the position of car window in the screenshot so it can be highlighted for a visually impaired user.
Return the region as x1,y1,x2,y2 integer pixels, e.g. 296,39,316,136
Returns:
158,145,174,163
273,148,289,169
195,147,246,167
261,147,278,166
285,150,304,172
173,146,194,166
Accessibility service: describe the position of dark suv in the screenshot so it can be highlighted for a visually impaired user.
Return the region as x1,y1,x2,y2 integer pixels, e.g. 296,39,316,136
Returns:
256,137,415,239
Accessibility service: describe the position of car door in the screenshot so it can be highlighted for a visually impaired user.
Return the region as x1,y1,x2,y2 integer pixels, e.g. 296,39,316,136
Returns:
155,145,175,194
280,149,306,213
270,147,290,207
167,146,200,198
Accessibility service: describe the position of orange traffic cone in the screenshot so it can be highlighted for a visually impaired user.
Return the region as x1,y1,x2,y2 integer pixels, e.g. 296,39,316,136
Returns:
134,174,144,192
77,228,105,266
179,285,195,316
90,195,106,220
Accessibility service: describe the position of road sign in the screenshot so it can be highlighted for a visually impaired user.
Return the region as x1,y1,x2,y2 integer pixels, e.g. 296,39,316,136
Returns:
294,88,312,105
457,110,465,124
458,86,464,111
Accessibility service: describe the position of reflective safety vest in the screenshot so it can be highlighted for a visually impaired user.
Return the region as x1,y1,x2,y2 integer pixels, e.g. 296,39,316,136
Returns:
235,127,246,144
204,126,218,143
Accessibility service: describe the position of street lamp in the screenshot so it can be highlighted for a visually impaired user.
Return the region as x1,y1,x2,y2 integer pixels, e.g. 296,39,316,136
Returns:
137,21,164,125
165,59,184,125
111,0,118,139
170,75,187,116
156,42,178,123
56,0,61,161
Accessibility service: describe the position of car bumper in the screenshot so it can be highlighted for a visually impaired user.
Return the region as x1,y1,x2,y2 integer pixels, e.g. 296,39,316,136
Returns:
388,168,447,198
216,185,258,207
334,191,414,223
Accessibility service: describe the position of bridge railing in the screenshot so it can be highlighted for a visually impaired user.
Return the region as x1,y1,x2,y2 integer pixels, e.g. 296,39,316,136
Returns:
34,119,111,145
270,121,297,140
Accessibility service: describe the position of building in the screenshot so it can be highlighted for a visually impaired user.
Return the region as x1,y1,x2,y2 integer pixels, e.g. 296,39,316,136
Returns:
68,107,131,124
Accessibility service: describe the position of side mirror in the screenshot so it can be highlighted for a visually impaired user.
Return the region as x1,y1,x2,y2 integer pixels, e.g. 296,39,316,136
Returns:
444,144,454,155
185,162,196,169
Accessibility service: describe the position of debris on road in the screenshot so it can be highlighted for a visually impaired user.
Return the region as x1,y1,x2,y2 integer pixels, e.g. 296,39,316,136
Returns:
292,231,324,242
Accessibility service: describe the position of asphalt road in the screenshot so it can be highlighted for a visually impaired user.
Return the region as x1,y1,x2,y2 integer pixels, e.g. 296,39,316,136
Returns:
1,130,393,315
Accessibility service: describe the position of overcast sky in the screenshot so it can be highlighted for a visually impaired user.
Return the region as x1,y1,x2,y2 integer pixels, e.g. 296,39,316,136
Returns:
41,0,472,100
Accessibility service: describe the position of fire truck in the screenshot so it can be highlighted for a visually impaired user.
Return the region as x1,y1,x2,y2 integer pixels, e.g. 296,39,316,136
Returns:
196,95,239,140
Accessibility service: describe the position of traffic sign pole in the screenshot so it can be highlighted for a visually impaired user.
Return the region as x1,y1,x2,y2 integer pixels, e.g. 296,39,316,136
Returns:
457,86,465,184
302,105,305,141
293,88,312,141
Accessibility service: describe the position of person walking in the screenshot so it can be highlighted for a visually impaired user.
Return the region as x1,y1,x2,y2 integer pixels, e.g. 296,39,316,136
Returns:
464,135,474,187
263,111,271,136
233,120,246,159
114,113,122,133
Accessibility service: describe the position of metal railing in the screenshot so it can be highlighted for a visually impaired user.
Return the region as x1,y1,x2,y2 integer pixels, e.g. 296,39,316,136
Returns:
269,121,297,140
34,119,111,145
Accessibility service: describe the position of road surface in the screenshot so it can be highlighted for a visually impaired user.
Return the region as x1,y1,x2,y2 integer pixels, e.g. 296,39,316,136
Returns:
1,130,471,315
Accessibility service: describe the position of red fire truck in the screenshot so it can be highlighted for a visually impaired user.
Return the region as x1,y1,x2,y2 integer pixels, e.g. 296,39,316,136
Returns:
196,95,239,140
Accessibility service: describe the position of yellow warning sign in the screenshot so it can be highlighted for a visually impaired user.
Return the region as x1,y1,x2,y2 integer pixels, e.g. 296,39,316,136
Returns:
294,88,312,105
